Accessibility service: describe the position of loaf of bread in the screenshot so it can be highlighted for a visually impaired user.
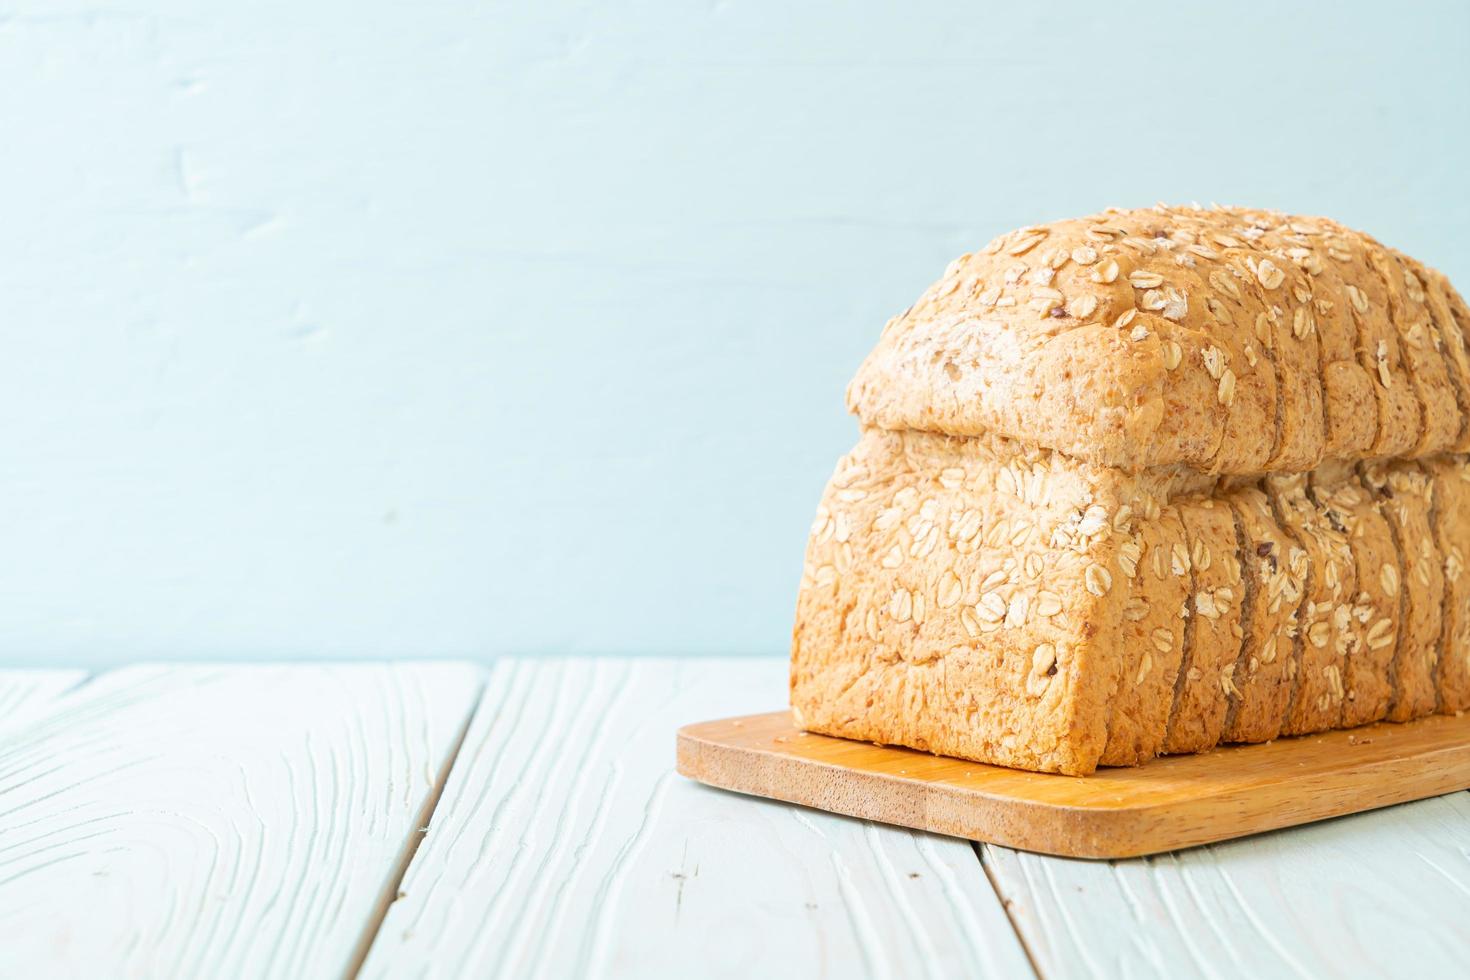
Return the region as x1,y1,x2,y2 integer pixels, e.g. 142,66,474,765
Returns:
790,205,1470,775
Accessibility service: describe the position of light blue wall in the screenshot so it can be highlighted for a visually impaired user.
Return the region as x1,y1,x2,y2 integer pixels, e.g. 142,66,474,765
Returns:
2,1,1467,664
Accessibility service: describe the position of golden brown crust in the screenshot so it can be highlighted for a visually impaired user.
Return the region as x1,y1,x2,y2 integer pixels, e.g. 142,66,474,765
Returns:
849,206,1470,475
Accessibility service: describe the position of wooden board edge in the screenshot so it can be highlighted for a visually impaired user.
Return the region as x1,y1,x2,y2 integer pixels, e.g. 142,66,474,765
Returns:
675,726,1105,857
675,718,1470,859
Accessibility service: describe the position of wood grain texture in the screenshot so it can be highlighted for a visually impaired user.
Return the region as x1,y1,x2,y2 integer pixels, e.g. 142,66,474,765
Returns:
360,657,1033,979
984,791,1470,977
678,710,1470,858
0,670,88,731
0,662,481,980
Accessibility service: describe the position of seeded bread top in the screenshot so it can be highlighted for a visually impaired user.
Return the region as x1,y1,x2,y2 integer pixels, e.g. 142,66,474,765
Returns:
848,205,1470,475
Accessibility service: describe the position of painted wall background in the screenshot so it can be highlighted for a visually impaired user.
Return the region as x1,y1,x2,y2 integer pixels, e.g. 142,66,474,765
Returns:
2,1,1467,665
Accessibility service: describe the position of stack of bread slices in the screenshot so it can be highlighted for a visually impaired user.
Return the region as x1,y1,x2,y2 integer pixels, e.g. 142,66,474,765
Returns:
790,205,1470,775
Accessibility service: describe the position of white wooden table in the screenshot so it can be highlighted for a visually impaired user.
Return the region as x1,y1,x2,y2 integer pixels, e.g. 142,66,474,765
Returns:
2,659,1466,979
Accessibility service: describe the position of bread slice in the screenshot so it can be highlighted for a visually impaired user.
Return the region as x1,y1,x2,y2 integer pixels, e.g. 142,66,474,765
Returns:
1220,486,1303,743
1097,505,1190,765
1342,238,1423,458
1161,499,1243,754
1426,457,1470,713
1362,461,1443,722
790,428,1129,775
1309,463,1398,727
1249,218,1374,462
1266,473,1348,734
1412,259,1470,453
1375,250,1462,455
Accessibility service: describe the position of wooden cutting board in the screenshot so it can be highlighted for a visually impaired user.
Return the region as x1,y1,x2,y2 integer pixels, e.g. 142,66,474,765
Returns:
676,710,1470,859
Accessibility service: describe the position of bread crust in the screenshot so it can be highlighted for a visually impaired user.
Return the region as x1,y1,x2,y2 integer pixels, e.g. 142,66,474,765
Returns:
849,206,1470,475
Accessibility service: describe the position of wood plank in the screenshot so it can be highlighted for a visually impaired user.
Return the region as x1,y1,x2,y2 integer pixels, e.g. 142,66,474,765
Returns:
0,662,481,979
677,709,1470,858
983,791,1470,977
0,670,88,731
360,658,1033,979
